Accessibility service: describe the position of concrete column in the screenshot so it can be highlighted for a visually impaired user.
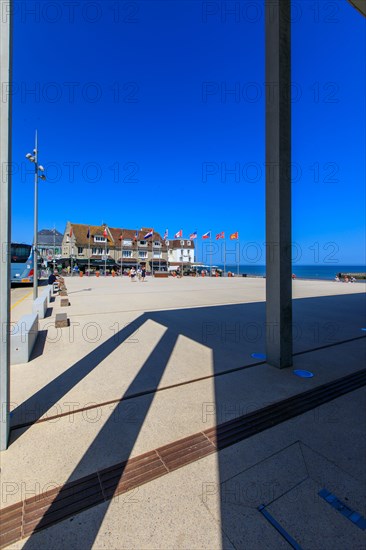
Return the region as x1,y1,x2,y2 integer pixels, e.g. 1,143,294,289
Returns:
265,0,293,368
0,0,13,449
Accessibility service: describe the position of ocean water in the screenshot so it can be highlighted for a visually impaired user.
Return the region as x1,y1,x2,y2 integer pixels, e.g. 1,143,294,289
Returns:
217,265,366,280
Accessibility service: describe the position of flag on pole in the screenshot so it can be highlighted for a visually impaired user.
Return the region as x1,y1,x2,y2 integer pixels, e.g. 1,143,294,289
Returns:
216,231,225,240
144,229,153,239
119,233,123,241
189,231,197,239
163,229,168,240
174,229,182,238
86,227,90,239
134,230,138,241
202,231,211,239
230,232,239,240
69,226,73,237
103,227,108,238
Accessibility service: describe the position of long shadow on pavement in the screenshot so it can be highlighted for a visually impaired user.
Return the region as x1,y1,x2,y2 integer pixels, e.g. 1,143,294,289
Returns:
14,291,366,548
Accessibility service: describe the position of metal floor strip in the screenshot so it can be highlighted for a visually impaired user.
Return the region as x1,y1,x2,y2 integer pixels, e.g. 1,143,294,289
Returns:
318,488,366,530
258,504,303,550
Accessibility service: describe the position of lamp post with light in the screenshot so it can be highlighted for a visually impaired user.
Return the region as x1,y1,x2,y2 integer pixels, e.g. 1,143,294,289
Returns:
25,130,46,300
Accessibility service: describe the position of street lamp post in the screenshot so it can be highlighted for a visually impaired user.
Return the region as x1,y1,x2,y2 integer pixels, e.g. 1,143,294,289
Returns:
26,130,46,300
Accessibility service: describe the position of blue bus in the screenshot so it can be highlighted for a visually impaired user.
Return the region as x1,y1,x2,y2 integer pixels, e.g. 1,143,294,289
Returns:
10,243,34,284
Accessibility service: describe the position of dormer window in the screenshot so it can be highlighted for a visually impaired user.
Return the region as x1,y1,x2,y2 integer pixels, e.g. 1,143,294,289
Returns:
94,236,107,243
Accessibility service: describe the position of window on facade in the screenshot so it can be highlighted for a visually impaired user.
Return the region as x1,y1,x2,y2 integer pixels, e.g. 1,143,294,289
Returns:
123,239,132,246
154,241,160,246
139,241,146,246
78,247,83,254
153,252,161,258
139,251,147,258
122,251,132,258
181,249,184,254
94,236,106,243
179,256,183,261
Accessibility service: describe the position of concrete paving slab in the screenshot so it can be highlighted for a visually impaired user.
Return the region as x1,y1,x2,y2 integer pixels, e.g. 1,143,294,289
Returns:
2,387,365,550
266,478,366,549
2,340,364,510
2,277,365,549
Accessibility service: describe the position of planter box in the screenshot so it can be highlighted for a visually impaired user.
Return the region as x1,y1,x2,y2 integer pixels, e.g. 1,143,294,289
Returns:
154,271,168,278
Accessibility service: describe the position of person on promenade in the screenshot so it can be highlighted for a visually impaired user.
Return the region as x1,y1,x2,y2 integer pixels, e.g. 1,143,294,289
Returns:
137,267,142,281
130,267,136,281
141,266,146,282
48,270,58,285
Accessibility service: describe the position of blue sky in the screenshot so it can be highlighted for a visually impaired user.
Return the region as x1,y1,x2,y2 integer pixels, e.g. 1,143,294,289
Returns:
10,0,365,265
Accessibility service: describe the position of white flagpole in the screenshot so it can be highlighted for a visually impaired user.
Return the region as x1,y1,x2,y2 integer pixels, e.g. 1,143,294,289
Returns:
88,227,90,276
237,238,240,277
210,230,212,275
224,238,226,277
121,233,123,276
104,238,106,275
151,237,153,275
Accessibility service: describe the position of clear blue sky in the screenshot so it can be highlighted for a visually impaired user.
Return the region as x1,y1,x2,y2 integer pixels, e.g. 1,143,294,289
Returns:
11,0,365,265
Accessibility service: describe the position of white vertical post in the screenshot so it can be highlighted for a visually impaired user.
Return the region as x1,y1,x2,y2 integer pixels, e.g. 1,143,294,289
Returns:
88,228,91,276
0,0,13,450
237,239,240,277
223,239,226,277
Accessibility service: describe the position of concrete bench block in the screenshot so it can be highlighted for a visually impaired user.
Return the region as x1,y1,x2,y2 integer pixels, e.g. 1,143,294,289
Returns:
60,290,68,296
11,313,39,365
55,313,68,328
32,294,48,319
60,298,70,307
53,283,59,293
154,271,168,278
44,286,52,304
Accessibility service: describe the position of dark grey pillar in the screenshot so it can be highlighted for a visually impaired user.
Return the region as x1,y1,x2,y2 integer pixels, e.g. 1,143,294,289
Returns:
265,0,293,368
0,0,13,449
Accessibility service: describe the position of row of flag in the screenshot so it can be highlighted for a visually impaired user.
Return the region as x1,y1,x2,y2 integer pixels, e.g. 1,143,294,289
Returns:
80,227,239,241
175,230,239,241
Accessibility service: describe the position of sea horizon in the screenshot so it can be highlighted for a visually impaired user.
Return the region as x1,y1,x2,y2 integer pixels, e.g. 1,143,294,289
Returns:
213,264,366,280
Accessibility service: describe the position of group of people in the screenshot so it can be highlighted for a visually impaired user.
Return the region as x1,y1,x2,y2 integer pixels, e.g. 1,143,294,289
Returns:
335,274,356,283
129,266,146,282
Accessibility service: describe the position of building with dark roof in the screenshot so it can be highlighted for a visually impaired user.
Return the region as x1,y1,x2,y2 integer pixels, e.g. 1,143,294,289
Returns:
37,229,63,263
61,222,172,271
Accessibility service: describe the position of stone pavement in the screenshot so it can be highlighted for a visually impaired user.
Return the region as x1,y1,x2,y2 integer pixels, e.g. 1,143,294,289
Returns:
2,275,366,549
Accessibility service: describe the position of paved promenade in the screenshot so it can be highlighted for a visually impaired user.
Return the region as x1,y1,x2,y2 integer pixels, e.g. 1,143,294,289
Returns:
2,276,365,549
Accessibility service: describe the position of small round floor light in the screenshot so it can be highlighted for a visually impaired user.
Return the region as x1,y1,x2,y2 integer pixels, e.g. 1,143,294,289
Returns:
293,369,314,378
